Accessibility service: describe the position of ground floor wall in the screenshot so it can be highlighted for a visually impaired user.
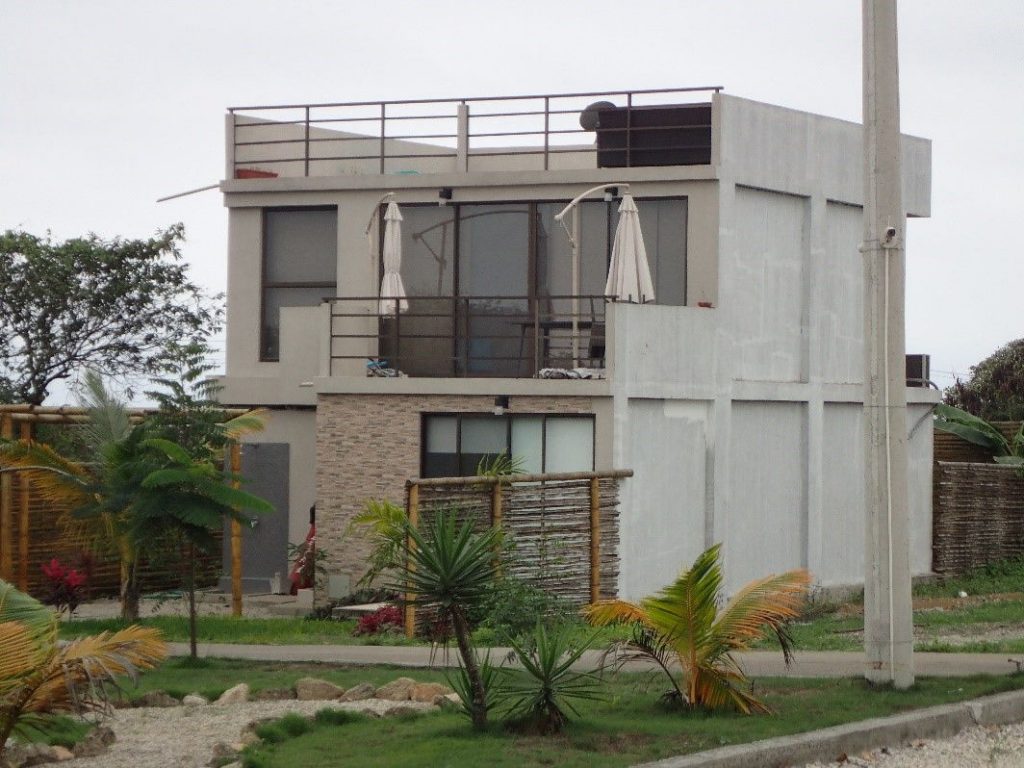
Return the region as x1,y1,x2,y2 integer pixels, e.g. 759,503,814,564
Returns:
617,396,934,599
315,393,610,595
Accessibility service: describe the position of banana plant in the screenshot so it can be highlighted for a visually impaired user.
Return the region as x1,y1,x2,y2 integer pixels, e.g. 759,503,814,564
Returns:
934,403,1024,468
585,544,809,714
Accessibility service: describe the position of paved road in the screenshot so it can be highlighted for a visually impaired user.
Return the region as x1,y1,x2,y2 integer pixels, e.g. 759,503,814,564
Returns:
166,643,1022,678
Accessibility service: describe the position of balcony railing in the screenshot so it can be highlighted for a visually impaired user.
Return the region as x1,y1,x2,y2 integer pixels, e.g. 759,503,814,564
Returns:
227,86,721,178
327,295,608,378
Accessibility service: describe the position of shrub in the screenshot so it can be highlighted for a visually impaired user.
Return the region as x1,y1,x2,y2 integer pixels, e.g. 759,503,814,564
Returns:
352,605,403,636
39,558,87,616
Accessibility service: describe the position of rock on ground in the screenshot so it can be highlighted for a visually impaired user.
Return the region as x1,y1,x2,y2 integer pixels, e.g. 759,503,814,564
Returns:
63,700,435,768
294,677,344,701
375,677,417,701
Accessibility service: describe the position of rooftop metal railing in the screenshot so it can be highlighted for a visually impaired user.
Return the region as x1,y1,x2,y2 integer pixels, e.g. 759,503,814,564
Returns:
227,86,721,177
327,294,608,378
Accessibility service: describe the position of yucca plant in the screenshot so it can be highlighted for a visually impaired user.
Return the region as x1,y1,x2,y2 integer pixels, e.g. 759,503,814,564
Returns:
502,623,603,734
585,544,810,714
395,511,502,730
0,580,167,759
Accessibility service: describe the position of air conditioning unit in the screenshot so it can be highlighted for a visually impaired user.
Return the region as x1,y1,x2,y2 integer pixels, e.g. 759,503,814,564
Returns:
905,354,931,387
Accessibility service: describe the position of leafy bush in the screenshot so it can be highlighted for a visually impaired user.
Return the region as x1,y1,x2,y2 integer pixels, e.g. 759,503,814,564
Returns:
945,338,1024,421
352,605,403,636
470,576,565,645
39,559,87,616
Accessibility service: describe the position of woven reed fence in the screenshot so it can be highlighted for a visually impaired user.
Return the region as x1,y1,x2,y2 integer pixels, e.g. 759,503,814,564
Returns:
933,461,1024,574
403,469,630,637
1,408,241,603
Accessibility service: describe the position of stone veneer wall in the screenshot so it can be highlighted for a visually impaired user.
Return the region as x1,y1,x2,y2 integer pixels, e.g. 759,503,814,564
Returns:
315,393,594,598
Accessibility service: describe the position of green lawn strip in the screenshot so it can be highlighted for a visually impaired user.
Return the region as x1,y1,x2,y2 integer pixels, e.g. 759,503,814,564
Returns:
59,616,418,646
127,657,455,701
913,557,1024,599
237,673,1024,768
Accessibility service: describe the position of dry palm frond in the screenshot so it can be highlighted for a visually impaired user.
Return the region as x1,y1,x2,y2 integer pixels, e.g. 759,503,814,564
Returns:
0,440,92,509
20,626,168,718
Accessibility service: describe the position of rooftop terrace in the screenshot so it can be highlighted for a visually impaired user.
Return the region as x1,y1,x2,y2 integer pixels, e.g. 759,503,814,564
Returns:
226,86,722,179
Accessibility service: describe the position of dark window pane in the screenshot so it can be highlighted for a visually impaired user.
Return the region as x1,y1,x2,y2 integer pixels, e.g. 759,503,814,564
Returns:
458,204,529,298
265,209,337,283
401,206,454,296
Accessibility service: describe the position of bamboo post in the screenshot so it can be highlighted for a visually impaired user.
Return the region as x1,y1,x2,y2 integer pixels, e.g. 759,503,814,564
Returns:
18,421,31,591
589,477,601,603
405,483,419,639
230,442,243,617
490,480,503,576
0,413,12,581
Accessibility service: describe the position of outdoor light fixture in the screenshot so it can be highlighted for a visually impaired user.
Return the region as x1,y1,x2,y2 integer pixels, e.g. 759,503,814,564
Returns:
493,395,510,415
438,187,453,205
603,186,618,202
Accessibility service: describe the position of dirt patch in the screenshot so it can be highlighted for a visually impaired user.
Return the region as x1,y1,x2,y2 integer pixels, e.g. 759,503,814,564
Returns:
835,592,1024,618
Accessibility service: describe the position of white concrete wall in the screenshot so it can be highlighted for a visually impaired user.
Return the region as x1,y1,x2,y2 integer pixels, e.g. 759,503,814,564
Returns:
725,188,807,383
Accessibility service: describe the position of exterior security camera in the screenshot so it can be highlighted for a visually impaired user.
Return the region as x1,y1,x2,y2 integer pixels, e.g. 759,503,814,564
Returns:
884,226,897,241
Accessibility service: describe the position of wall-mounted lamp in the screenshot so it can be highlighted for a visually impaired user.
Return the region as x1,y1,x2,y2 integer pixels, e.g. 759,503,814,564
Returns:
603,186,619,202
493,395,510,416
438,187,453,206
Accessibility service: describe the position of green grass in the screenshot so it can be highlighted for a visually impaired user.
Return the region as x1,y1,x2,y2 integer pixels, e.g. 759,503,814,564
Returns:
231,670,1024,768
16,715,93,750
59,615,418,646
913,556,1024,598
123,657,455,702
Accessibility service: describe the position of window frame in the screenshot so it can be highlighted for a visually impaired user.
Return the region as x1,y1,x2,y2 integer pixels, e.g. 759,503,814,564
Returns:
419,412,596,478
376,196,687,304
260,205,338,362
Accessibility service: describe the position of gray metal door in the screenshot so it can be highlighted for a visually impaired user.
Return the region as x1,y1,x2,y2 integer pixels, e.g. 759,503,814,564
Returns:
221,442,290,593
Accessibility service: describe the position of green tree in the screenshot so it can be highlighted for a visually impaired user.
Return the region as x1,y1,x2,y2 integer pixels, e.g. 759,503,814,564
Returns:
0,225,220,405
586,544,809,714
945,338,1024,421
130,437,273,658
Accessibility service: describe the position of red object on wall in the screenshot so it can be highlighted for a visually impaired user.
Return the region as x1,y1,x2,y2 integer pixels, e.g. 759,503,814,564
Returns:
235,168,279,179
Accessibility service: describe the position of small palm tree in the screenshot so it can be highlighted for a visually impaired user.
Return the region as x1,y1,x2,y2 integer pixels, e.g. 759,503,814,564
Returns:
585,543,810,714
934,403,1024,469
0,580,167,759
397,512,502,730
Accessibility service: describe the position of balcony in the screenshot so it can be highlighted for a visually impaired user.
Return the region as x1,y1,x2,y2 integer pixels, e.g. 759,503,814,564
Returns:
327,294,608,379
226,87,720,179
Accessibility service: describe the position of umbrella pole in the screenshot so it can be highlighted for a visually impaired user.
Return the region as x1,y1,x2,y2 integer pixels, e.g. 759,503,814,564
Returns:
572,209,580,367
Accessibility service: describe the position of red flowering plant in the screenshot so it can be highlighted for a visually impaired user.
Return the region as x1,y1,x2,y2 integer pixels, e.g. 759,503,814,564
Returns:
40,558,88,615
352,605,403,636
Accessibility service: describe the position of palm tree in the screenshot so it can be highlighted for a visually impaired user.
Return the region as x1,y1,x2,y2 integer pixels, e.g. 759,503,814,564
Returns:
0,372,143,618
398,512,502,730
585,543,810,714
0,580,167,760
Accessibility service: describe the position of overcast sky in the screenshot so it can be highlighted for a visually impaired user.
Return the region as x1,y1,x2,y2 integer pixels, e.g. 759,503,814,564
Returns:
2,1,1021,404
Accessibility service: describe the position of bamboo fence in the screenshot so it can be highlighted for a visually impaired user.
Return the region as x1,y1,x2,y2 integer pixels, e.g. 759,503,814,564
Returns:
933,461,1024,574
403,469,630,637
0,406,247,614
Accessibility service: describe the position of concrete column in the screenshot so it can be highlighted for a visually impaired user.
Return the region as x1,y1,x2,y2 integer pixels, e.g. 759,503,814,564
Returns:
224,112,236,180
862,0,914,688
456,104,469,172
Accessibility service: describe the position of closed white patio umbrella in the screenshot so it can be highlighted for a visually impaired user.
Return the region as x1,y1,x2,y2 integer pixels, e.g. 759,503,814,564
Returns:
379,200,408,315
606,193,655,303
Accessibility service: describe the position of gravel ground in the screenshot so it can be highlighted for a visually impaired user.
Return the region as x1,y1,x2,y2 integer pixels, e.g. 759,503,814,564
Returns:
805,721,1024,767
65,699,436,768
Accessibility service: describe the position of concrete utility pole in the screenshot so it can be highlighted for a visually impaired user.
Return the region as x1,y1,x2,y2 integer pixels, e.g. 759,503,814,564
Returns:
862,0,914,688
